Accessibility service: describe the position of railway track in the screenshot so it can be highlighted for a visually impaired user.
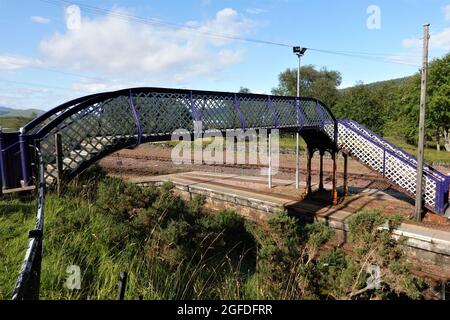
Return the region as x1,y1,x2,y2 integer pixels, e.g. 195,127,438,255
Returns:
112,152,392,185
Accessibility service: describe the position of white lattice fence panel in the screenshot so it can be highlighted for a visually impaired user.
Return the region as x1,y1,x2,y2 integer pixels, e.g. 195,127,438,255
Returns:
384,152,436,208
337,123,384,174
343,120,446,184
337,121,438,209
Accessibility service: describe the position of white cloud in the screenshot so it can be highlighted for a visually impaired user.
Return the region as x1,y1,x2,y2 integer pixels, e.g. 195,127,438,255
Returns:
31,16,51,24
71,78,143,93
386,53,421,66
402,27,450,51
443,4,450,20
39,6,254,82
246,8,267,15
0,55,41,70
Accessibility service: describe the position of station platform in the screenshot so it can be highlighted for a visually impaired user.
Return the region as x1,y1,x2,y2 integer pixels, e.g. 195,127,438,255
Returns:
125,170,450,277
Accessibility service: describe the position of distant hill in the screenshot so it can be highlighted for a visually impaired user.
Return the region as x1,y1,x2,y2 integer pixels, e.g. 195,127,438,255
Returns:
340,76,412,92
0,106,45,118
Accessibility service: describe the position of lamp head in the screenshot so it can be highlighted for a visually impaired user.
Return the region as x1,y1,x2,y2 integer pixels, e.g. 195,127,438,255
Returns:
293,46,307,55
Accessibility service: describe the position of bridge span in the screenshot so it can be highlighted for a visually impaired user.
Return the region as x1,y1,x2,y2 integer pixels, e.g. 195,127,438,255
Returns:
0,87,448,215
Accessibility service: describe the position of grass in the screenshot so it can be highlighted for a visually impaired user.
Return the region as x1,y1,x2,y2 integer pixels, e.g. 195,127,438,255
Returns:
384,136,450,164
0,116,33,132
164,133,307,152
0,172,258,300
0,166,426,300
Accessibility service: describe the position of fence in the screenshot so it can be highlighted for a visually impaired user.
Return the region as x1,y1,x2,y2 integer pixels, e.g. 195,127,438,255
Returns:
11,146,45,300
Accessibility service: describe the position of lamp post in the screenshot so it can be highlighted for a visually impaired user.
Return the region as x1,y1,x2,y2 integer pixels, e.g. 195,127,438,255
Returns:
293,46,307,189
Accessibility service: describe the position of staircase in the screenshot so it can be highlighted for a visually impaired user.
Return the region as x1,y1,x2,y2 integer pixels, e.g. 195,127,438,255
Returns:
44,136,114,185
334,119,450,215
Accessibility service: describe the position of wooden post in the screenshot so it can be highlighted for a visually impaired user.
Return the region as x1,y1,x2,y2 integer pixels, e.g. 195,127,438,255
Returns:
117,271,128,300
343,153,348,197
319,151,324,191
332,151,338,205
306,149,312,194
415,24,430,222
55,133,63,195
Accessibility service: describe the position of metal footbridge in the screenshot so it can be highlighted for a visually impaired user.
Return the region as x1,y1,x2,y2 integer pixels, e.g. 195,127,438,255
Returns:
1,87,449,215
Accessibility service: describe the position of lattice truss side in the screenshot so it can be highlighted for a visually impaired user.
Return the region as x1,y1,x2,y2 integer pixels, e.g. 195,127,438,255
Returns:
36,91,338,186
136,92,193,135
239,95,271,129
40,96,137,185
27,99,97,135
337,122,438,210
194,94,240,130
271,98,297,128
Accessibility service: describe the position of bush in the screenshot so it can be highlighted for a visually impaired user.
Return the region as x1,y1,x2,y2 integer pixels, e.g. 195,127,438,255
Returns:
96,177,159,221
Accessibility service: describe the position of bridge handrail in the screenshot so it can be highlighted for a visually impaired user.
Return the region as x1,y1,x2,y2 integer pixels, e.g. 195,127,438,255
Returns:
23,93,104,134
337,120,441,183
30,87,337,140
11,145,45,300
337,120,448,214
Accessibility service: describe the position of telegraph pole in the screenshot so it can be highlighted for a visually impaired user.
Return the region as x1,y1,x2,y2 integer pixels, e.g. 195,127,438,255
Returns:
415,24,430,221
293,46,307,189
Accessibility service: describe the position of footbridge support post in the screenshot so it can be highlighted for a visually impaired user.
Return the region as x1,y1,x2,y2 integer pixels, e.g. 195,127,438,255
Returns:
306,148,312,195
343,153,348,198
268,133,272,189
332,151,338,205
319,151,324,191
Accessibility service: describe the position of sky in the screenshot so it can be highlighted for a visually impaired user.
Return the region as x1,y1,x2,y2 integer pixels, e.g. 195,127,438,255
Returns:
0,0,449,110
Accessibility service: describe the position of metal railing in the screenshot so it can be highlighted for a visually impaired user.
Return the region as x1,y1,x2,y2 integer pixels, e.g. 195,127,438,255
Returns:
11,146,45,300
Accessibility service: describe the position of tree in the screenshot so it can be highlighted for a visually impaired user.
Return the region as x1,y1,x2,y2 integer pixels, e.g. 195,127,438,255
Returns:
394,53,450,149
238,87,251,94
334,82,385,134
427,54,450,151
271,65,342,107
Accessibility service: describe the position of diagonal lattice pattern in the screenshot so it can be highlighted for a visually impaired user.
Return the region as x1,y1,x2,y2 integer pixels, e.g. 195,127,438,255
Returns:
29,89,335,187
13,87,447,214
334,121,444,211
342,120,448,184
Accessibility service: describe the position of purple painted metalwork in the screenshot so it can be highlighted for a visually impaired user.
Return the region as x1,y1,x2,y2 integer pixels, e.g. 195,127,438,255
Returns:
340,121,438,182
316,100,325,127
436,183,442,214
0,131,5,188
295,99,304,131
19,133,30,186
266,96,279,128
233,94,246,130
345,119,450,195
344,119,448,184
189,91,201,121
128,90,142,147
339,120,446,214
6,86,446,214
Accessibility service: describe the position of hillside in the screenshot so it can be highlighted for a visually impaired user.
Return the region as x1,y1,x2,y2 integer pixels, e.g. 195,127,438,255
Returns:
339,76,412,92
0,106,44,118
